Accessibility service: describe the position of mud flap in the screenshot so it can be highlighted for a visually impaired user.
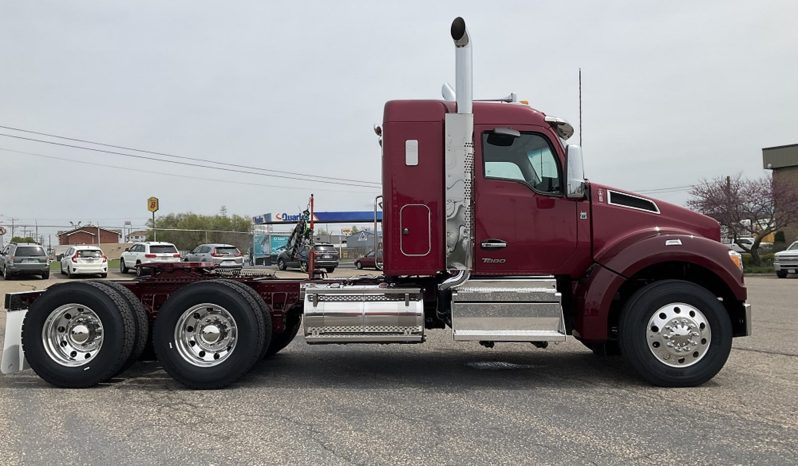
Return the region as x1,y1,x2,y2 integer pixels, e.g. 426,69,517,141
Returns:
2,310,29,374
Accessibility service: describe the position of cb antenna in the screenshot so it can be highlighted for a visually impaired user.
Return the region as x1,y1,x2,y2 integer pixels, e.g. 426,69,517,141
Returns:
578,67,583,147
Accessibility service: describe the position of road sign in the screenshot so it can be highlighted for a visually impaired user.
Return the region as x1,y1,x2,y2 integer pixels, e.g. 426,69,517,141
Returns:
0,226,6,235
147,197,159,213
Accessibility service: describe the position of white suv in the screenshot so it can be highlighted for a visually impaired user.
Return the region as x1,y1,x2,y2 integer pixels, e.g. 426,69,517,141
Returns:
60,245,108,278
120,241,181,276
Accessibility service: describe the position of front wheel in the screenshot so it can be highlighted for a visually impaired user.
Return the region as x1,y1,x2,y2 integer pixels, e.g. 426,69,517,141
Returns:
120,259,128,274
277,259,286,271
776,270,788,278
355,261,362,270
619,280,732,387
299,262,307,273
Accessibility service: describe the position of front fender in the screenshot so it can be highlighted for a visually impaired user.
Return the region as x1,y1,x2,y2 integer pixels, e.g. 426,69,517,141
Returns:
573,233,746,343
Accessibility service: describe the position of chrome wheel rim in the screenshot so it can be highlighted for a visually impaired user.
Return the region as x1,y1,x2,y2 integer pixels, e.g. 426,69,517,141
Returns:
42,304,104,367
647,302,711,368
174,303,238,367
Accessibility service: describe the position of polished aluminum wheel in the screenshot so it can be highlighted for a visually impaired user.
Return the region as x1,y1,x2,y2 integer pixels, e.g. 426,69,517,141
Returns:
174,303,238,367
42,304,104,367
647,302,711,368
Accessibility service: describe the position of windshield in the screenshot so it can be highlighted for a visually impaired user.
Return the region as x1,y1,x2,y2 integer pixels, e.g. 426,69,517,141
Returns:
788,242,798,251
16,246,46,256
150,245,178,254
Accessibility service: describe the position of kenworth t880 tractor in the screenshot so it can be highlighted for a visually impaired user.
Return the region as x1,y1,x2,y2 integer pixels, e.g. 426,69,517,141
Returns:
1,18,750,389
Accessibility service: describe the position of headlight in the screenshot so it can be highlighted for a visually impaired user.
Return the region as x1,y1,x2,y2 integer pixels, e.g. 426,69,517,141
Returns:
728,250,743,272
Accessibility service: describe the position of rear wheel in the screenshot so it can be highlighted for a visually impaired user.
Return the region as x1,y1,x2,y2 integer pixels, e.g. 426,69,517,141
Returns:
776,270,788,278
60,264,66,276
90,280,150,371
21,282,136,388
42,271,50,280
326,267,335,273
66,266,73,278
219,280,274,360
300,262,307,273
277,259,286,271
355,261,362,270
619,280,732,387
153,280,267,389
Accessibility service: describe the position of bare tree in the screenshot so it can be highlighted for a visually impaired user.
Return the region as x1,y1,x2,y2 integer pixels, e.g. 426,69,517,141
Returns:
688,173,798,265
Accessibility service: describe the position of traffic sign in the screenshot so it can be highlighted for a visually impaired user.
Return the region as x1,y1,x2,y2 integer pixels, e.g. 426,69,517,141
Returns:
147,197,159,213
0,226,6,236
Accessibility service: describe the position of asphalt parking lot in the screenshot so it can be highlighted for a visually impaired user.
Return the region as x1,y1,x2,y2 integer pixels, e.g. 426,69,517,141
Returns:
0,274,796,465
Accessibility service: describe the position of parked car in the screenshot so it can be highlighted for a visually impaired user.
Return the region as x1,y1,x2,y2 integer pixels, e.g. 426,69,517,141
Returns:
0,243,50,280
184,243,244,268
728,237,773,253
119,241,181,276
354,250,383,270
60,245,108,278
277,243,339,273
774,241,798,278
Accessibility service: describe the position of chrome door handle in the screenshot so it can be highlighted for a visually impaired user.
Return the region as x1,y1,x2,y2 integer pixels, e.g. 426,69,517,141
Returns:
480,240,507,249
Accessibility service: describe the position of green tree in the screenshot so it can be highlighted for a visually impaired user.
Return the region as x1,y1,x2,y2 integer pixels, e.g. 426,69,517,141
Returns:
148,211,253,251
11,236,36,244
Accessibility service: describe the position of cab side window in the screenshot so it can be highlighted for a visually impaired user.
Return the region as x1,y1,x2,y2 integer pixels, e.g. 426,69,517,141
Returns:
482,131,562,194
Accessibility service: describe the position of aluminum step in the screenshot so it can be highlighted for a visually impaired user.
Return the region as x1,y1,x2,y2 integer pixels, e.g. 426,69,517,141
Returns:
451,277,566,342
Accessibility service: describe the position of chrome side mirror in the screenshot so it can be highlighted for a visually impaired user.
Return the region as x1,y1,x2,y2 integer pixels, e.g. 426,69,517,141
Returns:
565,144,586,199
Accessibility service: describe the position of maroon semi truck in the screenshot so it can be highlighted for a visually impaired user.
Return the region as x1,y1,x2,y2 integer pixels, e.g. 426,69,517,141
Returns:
1,18,750,389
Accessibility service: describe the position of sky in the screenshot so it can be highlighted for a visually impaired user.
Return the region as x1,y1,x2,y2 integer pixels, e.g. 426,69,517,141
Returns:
1,0,796,241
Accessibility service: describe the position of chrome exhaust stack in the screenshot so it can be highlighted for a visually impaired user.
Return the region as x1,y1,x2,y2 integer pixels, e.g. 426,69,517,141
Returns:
442,16,474,285
450,17,472,114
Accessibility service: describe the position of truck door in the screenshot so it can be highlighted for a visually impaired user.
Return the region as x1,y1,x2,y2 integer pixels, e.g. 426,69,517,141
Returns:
473,126,578,275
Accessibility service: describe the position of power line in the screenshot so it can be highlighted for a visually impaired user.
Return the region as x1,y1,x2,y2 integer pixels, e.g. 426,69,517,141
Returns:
0,147,379,194
0,124,381,186
0,133,380,188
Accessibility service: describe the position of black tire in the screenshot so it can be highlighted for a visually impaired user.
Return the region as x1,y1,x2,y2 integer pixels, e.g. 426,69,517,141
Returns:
153,280,267,389
42,271,50,280
776,270,788,278
300,261,307,273
66,266,73,278
90,280,150,371
326,267,335,273
376,263,383,271
21,281,137,388
219,280,274,359
60,264,66,276
120,258,128,274
355,261,362,270
277,259,286,271
100,273,107,278
618,280,732,387
265,305,302,357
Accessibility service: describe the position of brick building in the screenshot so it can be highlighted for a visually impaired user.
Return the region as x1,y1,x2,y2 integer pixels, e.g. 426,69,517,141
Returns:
58,226,121,246
763,143,798,243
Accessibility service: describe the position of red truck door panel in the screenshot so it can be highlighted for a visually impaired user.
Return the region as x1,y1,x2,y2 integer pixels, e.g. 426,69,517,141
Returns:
474,126,578,275
400,204,432,256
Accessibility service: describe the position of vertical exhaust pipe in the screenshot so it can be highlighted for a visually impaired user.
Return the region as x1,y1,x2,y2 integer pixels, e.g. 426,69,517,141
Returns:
450,17,472,114
441,17,474,283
